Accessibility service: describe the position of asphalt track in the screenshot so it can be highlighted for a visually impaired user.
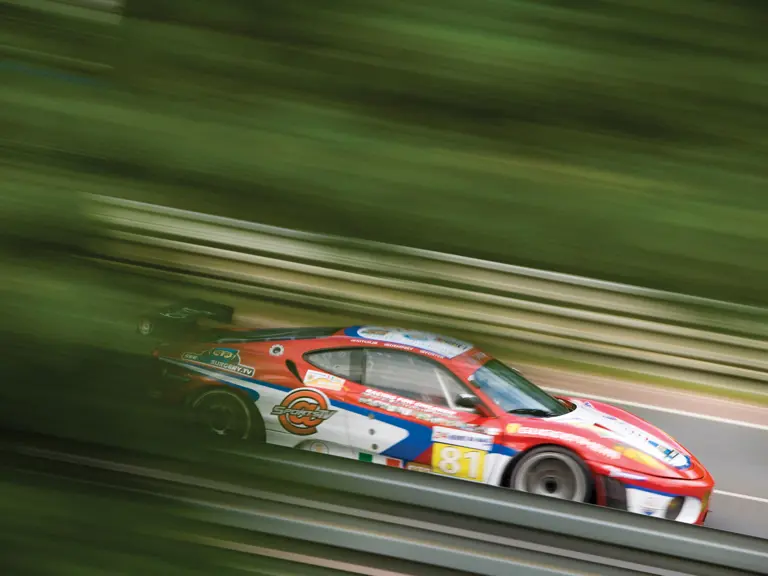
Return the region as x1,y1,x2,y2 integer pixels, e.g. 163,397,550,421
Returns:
571,399,768,539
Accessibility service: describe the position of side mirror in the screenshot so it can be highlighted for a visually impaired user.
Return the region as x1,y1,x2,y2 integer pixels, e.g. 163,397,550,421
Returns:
455,393,481,409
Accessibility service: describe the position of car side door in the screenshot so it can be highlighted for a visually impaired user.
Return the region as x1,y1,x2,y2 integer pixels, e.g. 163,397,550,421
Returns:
268,347,360,450
343,348,491,477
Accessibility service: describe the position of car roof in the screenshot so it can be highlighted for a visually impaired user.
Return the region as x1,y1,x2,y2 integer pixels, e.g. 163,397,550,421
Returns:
341,326,476,360
208,324,477,360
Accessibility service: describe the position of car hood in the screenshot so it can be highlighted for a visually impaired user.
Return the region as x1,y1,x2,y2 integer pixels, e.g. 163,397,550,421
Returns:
505,398,703,480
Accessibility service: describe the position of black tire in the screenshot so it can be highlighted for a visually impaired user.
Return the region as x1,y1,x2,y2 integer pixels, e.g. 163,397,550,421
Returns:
509,446,593,503
189,389,265,444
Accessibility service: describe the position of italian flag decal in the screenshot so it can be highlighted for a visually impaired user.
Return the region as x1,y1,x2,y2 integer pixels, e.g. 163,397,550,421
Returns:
358,453,403,468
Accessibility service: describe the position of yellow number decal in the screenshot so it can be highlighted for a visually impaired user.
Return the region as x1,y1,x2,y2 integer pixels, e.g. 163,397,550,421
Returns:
431,443,486,481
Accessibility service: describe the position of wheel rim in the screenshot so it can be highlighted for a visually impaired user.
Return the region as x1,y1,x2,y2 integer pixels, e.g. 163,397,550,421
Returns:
193,393,251,440
512,451,587,501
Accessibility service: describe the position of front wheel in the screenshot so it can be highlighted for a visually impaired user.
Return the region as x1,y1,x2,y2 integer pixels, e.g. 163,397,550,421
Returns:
509,446,593,502
190,389,263,443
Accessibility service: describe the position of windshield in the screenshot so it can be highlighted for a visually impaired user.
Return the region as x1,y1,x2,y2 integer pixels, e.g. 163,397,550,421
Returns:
469,360,572,417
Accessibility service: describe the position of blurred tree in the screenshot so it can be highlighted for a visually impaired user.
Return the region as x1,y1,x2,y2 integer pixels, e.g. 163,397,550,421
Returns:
2,0,768,302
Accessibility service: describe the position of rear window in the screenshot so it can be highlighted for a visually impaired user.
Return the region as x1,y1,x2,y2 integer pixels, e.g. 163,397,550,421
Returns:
304,348,363,381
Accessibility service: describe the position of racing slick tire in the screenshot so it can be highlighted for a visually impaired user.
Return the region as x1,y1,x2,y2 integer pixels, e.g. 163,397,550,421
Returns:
189,388,265,444
509,446,593,503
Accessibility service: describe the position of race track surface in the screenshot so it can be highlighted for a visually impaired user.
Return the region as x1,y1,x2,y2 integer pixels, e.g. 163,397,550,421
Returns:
608,402,768,539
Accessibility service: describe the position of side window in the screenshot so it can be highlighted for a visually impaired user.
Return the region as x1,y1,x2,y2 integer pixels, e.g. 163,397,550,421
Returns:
439,371,474,410
361,349,469,408
304,349,362,382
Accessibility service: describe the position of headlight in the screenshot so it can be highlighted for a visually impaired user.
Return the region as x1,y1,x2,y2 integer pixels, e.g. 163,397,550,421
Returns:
664,496,685,520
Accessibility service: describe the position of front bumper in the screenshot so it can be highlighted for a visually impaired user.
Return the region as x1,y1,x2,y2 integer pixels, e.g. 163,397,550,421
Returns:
594,466,713,524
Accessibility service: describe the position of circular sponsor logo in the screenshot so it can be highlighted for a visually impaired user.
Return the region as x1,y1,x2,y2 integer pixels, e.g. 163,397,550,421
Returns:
269,344,284,357
272,388,337,436
137,318,153,336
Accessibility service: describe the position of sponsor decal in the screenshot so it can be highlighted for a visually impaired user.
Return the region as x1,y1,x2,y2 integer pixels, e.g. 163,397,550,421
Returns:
614,445,666,470
382,343,415,352
181,347,255,377
626,487,672,517
406,462,432,473
271,388,337,435
269,344,284,357
572,405,689,469
647,439,690,469
355,327,474,359
358,453,403,467
598,417,690,469
432,443,487,481
417,349,445,359
510,426,621,460
303,369,345,391
361,389,456,416
467,351,490,366
361,328,390,336
307,441,329,454
641,493,668,516
432,426,494,451
563,420,617,439
506,423,521,434
359,390,467,427
435,417,471,427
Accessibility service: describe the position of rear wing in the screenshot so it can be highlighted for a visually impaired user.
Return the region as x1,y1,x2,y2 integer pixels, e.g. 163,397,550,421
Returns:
137,299,234,339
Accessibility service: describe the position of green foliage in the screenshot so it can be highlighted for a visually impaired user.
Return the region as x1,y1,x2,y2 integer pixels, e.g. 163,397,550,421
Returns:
0,167,258,573
3,0,768,302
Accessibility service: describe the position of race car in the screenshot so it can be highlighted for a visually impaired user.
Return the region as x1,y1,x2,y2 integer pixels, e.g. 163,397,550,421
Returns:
139,299,714,524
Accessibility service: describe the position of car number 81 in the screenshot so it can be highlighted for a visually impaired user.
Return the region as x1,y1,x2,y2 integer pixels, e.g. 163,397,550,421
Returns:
431,443,487,481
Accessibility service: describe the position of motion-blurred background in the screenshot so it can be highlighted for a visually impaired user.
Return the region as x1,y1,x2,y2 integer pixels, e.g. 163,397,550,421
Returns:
2,0,768,572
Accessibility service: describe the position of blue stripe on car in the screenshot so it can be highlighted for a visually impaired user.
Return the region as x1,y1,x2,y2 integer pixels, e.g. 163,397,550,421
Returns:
161,357,518,461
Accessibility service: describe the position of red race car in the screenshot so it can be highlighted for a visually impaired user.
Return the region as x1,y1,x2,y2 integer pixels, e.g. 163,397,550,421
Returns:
140,300,714,524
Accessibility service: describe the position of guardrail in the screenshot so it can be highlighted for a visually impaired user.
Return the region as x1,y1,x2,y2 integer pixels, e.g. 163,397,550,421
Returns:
84,194,768,390
4,432,766,576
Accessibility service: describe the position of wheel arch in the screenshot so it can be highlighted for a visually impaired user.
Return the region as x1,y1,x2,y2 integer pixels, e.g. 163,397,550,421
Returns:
185,382,257,410
499,442,598,504
186,383,266,441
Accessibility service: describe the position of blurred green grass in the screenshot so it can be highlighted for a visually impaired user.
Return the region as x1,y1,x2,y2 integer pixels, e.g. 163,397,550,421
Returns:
0,474,258,575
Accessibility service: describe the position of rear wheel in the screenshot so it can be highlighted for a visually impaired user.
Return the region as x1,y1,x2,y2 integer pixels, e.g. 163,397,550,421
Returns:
190,389,264,443
509,446,593,502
